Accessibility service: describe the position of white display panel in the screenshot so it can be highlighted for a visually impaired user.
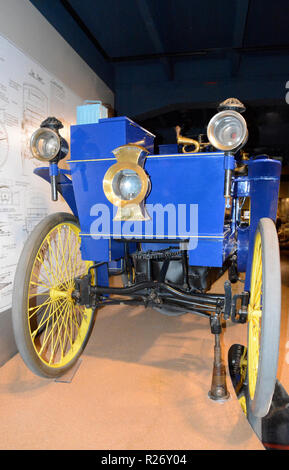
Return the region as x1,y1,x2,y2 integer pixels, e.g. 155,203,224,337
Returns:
0,33,83,313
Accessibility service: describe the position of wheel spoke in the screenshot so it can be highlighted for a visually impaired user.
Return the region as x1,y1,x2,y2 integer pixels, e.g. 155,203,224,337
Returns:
39,301,54,355
31,299,65,340
41,299,66,360
49,301,70,363
62,301,73,350
36,253,55,287
30,280,51,290
58,226,72,287
28,296,53,319
47,236,67,289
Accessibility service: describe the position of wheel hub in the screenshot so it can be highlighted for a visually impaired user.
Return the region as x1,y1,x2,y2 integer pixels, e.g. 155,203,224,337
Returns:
248,305,262,322
49,286,74,301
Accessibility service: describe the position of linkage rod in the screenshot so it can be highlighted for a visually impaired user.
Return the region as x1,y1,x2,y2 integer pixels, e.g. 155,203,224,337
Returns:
92,281,224,308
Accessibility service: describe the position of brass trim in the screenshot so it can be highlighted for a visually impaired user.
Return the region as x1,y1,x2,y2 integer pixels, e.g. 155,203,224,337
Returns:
102,144,150,221
80,233,226,239
68,158,116,163
68,152,224,163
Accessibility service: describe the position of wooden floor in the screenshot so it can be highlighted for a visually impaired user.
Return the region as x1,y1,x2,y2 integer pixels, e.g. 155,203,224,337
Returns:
3,252,289,450
277,252,289,392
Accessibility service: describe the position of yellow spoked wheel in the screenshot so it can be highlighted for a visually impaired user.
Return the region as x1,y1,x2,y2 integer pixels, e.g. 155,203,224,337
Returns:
248,231,262,401
12,213,95,378
246,218,281,418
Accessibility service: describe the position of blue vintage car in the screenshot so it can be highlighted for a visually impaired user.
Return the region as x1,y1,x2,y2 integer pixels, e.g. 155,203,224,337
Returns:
12,98,281,419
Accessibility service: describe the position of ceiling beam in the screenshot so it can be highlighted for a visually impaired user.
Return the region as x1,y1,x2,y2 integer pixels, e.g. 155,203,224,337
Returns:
135,0,173,80
111,43,289,62
230,0,250,77
60,0,110,60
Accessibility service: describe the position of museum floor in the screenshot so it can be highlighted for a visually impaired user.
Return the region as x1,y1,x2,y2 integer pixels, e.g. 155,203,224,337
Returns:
0,254,288,450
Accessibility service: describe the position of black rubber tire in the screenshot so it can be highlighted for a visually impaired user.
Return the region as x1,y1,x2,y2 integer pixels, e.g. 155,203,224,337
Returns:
246,218,281,418
12,212,96,379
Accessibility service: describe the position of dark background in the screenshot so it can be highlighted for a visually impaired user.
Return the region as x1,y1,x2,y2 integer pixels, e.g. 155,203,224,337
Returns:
30,0,289,165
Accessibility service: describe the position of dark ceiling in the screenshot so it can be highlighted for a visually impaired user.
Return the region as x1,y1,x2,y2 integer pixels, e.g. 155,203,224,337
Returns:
65,0,237,57
30,0,289,65
30,0,289,163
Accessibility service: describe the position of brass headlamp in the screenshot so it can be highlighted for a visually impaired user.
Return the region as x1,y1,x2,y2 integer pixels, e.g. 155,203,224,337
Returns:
103,144,150,221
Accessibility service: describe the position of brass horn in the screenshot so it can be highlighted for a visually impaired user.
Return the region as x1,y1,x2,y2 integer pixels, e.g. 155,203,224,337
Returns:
175,125,200,153
175,126,211,154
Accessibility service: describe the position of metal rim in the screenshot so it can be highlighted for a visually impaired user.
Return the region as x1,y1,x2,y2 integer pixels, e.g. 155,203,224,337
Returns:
207,110,247,151
30,127,60,162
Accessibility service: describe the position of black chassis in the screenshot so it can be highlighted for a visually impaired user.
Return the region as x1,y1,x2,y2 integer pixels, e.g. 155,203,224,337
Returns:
72,244,249,331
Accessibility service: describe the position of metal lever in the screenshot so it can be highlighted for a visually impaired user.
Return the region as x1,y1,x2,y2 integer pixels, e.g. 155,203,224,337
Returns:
208,312,230,401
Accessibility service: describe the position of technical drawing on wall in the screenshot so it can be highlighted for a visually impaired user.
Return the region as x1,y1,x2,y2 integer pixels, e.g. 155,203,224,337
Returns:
0,33,83,314
21,83,48,175
0,109,8,168
0,183,20,206
24,190,48,234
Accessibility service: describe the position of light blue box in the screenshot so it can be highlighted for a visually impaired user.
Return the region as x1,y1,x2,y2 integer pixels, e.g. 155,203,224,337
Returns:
76,100,108,125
